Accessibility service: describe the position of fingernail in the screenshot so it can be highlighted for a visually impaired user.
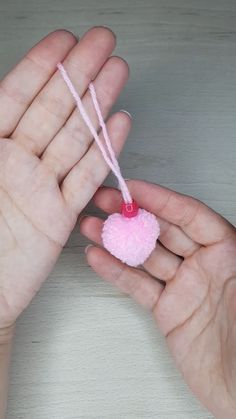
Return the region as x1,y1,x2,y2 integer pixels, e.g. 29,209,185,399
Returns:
120,109,132,119
85,244,93,254
91,26,116,41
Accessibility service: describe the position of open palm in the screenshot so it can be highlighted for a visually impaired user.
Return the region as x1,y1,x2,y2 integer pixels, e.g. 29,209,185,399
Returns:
0,27,131,329
81,180,236,418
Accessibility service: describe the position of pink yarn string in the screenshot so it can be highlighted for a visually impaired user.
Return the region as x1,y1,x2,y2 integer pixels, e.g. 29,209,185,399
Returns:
57,63,132,204
88,82,131,203
88,83,120,170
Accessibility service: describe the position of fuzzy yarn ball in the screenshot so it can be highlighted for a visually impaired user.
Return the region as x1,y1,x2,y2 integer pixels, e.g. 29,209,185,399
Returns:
102,209,160,267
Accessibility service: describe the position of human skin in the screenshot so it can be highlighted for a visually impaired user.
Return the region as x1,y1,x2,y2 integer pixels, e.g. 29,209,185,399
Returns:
80,181,236,419
0,27,131,417
0,25,235,419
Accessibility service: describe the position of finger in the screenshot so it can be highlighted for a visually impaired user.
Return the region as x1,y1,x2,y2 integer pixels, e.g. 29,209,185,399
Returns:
79,215,104,245
157,218,200,257
95,181,234,245
62,111,131,214
80,215,182,282
93,187,200,257
12,27,116,155
143,242,182,282
126,180,235,245
42,56,129,181
86,246,164,311
0,30,77,137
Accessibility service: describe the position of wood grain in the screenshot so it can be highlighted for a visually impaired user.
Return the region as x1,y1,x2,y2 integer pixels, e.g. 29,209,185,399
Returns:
1,0,235,417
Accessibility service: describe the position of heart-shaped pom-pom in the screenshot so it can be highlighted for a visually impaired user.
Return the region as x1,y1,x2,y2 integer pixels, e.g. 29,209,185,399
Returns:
102,209,160,267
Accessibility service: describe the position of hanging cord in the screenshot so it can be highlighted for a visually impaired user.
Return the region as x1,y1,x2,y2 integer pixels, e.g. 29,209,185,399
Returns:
57,63,132,204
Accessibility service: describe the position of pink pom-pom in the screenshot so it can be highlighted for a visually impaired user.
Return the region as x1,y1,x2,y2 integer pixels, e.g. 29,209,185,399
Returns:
102,209,160,267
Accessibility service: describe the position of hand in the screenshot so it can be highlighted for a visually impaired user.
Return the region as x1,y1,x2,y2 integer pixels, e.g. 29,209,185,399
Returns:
0,27,131,335
80,180,236,419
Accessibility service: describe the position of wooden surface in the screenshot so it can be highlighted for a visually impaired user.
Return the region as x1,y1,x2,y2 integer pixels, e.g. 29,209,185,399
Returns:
1,0,236,418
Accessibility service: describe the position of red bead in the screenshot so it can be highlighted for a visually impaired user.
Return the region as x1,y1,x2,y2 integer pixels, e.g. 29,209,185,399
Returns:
121,200,139,218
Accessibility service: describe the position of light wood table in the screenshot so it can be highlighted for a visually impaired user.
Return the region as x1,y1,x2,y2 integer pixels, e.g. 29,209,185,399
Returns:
1,1,235,418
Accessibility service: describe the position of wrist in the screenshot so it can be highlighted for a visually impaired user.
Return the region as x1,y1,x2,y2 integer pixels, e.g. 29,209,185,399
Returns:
213,397,236,419
0,324,15,346
215,407,236,419
0,325,14,419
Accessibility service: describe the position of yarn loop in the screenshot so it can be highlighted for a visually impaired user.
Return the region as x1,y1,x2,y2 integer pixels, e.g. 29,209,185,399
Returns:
57,63,160,266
